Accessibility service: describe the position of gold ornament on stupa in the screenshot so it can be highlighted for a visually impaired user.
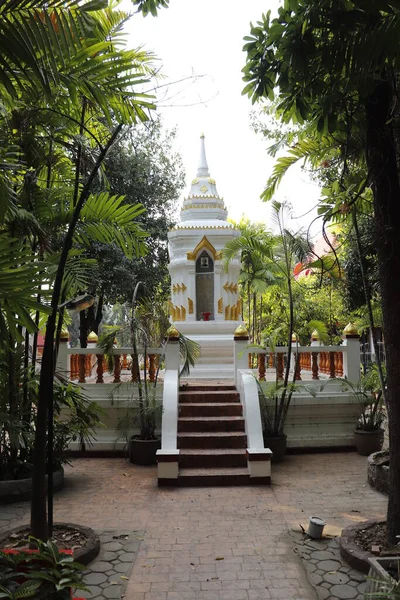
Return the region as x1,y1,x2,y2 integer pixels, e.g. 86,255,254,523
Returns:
87,331,98,343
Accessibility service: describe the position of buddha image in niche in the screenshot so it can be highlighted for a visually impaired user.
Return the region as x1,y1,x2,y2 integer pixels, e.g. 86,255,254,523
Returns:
200,256,209,268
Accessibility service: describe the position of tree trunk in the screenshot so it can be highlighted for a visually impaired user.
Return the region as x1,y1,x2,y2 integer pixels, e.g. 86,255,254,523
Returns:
366,79,400,544
30,124,123,541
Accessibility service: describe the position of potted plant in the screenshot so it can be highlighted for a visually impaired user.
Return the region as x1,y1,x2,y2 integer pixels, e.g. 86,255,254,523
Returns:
100,284,199,465
0,537,87,599
256,381,293,461
365,556,400,599
350,365,385,456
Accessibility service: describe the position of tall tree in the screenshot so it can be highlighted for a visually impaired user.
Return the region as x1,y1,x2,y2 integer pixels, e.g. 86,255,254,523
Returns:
0,0,158,540
243,0,400,543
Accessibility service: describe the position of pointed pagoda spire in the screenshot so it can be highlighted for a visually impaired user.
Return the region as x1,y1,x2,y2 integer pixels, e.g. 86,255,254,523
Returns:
197,133,210,177
178,133,230,224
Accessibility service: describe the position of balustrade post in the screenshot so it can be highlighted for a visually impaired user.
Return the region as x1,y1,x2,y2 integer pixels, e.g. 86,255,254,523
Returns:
338,352,344,377
113,355,121,383
312,352,319,380
165,326,180,370
268,352,274,368
342,323,361,383
258,353,266,381
56,329,69,378
277,352,284,380
78,354,86,383
122,354,128,370
329,351,336,378
131,354,139,382
234,325,250,387
248,352,253,369
72,355,78,379
96,354,104,383
294,353,302,381
149,354,156,382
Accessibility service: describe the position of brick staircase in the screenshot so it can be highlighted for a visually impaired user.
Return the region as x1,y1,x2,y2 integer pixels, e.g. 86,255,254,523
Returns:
177,383,251,486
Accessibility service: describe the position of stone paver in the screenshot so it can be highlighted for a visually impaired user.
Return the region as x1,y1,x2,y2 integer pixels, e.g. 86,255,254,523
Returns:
291,531,372,599
80,531,144,598
0,452,387,599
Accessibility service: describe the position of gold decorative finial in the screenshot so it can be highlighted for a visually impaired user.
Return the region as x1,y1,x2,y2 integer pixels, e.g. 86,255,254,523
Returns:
166,325,180,340
292,332,298,342
343,322,359,336
234,324,249,339
60,328,69,341
200,132,205,138
87,331,98,343
311,329,319,340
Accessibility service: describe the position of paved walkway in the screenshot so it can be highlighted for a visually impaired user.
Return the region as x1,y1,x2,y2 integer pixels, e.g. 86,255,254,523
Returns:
0,453,387,600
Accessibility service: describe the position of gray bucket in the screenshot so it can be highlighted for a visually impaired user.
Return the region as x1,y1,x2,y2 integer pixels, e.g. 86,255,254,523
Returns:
308,516,326,539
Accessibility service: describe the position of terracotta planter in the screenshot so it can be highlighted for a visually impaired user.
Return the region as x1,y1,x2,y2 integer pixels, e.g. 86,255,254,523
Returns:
263,434,287,463
354,428,384,456
129,437,161,465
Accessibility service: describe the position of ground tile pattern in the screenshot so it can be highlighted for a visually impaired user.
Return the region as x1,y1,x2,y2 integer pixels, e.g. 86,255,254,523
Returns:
80,530,144,599
0,453,387,600
292,531,367,600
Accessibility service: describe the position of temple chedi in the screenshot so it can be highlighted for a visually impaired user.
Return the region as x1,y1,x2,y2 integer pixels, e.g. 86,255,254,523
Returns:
167,134,241,378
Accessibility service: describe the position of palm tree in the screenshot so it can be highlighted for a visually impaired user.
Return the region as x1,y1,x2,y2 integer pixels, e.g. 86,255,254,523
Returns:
0,0,158,540
223,220,276,344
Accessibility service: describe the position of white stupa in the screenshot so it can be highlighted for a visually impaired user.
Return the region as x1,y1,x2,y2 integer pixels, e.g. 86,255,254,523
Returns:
167,134,241,378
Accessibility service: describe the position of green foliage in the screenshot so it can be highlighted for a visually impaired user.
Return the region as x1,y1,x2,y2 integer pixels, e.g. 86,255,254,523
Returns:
0,352,102,480
99,287,199,441
343,364,386,432
132,0,169,17
0,537,86,599
87,121,185,305
257,378,315,436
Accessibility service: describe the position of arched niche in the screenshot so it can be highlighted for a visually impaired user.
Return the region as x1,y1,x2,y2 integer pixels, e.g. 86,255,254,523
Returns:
195,250,214,320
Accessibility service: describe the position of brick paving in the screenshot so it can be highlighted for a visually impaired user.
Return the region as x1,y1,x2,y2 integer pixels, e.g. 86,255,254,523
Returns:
0,452,387,600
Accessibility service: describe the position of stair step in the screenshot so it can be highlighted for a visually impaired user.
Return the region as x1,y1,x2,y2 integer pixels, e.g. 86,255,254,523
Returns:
178,416,245,433
177,431,247,449
179,449,247,468
180,384,236,392
179,467,250,486
179,390,240,403
179,403,243,417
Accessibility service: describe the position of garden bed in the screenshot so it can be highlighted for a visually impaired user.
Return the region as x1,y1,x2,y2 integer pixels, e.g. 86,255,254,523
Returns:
0,468,64,504
368,450,389,495
340,519,400,573
0,523,100,565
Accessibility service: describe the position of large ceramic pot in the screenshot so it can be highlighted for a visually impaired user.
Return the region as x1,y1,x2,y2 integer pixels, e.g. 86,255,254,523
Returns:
129,437,161,465
354,428,384,456
263,434,287,463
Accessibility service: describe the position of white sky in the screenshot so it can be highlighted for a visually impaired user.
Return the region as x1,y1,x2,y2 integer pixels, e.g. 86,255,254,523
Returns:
126,0,322,237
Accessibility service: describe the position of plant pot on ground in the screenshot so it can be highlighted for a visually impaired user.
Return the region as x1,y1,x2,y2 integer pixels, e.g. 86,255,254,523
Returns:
257,380,300,463
348,364,386,456
99,283,200,466
129,437,161,465
263,433,287,463
365,556,400,599
354,428,384,456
